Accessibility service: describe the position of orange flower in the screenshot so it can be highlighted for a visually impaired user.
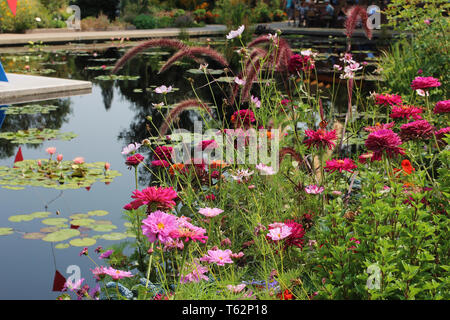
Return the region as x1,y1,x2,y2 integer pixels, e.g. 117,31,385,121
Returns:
210,160,229,169
169,163,185,175
401,159,415,175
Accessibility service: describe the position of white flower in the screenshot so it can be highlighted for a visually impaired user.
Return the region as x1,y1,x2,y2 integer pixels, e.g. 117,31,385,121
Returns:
152,102,165,108
231,169,254,183
267,33,278,41
226,25,245,40
416,89,429,97
234,77,245,86
333,64,342,71
250,95,261,108
300,49,314,57
255,163,276,175
121,142,141,155
154,85,173,94
35,17,41,22
199,63,208,71
305,185,324,194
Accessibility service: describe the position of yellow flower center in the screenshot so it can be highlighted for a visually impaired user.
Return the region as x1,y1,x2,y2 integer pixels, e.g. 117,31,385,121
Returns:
157,222,165,230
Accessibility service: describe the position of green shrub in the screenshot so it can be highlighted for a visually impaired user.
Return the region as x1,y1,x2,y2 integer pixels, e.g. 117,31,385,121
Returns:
157,16,173,28
173,14,196,28
133,14,158,29
0,0,45,32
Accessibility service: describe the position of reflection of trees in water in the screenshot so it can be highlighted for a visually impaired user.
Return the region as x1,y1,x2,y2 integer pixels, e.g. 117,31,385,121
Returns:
0,99,72,159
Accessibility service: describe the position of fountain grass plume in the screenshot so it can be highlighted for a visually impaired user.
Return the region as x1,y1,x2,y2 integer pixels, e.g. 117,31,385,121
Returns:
112,39,188,74
279,147,304,165
159,99,213,137
159,47,229,74
344,6,372,43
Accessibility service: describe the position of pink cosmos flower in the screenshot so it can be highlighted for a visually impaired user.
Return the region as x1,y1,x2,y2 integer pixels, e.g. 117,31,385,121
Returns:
179,259,209,283
154,85,173,94
305,185,324,194
200,249,234,266
46,147,56,155
304,129,337,150
410,76,441,90
433,100,450,114
255,163,276,175
365,129,405,161
99,250,113,259
125,153,144,167
63,278,85,291
234,77,245,86
266,224,292,241
121,142,141,155
226,25,245,39
364,122,395,133
198,207,223,217
73,157,85,164
250,95,261,108
390,105,423,120
227,284,247,293
230,251,245,259
91,266,107,281
128,186,178,211
141,210,178,243
374,93,403,106
399,120,434,141
170,216,208,243
103,267,134,280
324,158,357,173
416,89,429,97
230,169,254,183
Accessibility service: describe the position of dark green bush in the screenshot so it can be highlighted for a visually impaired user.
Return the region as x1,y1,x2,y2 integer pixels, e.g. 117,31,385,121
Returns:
133,14,158,29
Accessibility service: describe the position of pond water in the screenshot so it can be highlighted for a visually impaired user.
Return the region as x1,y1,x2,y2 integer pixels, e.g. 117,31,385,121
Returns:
0,34,381,299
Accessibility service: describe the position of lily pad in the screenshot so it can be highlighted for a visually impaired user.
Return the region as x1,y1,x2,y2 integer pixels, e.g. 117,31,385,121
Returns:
30,211,52,218
22,232,46,240
40,226,61,233
0,104,58,115
87,210,109,217
101,232,127,241
70,218,96,227
94,75,140,81
0,128,77,144
91,224,117,232
8,214,34,222
42,229,80,242
69,213,89,220
69,237,97,247
186,68,224,75
42,218,68,225
0,228,14,236
55,243,70,249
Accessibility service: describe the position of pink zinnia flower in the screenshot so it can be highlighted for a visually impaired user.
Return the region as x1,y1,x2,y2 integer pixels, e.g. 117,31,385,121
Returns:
435,127,450,146
200,249,233,266
231,109,256,124
390,105,423,120
324,158,357,173
433,100,450,114
374,93,403,107
46,147,56,155
304,129,337,150
151,160,170,167
104,267,134,280
411,76,441,90
365,129,405,161
73,157,85,164
179,259,209,283
288,54,315,73
283,220,305,249
125,153,144,167
266,224,292,241
364,122,395,133
198,207,223,217
358,152,374,164
127,186,178,211
141,210,178,243
199,139,218,151
154,146,173,161
399,120,434,142
305,185,324,194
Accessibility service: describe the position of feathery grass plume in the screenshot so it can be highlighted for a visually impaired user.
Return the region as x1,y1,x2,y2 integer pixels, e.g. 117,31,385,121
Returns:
248,35,293,73
159,47,229,74
112,39,188,74
344,5,372,51
279,147,304,166
159,99,212,137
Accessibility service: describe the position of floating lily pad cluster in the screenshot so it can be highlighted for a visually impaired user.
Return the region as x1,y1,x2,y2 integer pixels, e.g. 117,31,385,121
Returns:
186,68,224,75
0,128,77,144
0,159,121,190
0,104,59,115
1,210,135,249
85,65,114,71
94,75,140,81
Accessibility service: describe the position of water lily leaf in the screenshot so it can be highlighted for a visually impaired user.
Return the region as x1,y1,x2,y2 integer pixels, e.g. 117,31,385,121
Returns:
0,128,77,144
42,218,68,225
2,186,25,190
69,238,97,247
0,228,14,236
87,210,109,217
1,104,58,115
8,214,34,222
95,220,113,225
42,229,80,242
123,222,133,228
69,213,89,220
70,218,96,226
23,232,46,240
55,243,70,249
30,211,52,218
101,232,127,241
91,224,117,232
186,68,224,75
40,226,61,233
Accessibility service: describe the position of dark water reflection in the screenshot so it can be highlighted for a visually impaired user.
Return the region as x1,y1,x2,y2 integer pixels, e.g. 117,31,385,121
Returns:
0,36,379,299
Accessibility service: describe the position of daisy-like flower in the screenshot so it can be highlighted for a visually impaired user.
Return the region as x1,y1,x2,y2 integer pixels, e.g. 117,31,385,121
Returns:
152,102,165,108
365,129,405,161
267,224,292,241
127,186,178,211
324,158,357,173
154,85,173,94
104,267,134,280
179,259,209,283
255,163,276,175
340,52,356,64
79,247,88,256
433,100,450,114
411,76,441,90
364,122,395,133
390,105,423,121
63,278,85,292
226,284,247,293
333,64,342,71
198,207,224,217
304,128,337,150
374,93,403,106
141,210,178,244
231,169,254,183
91,266,107,280
200,249,234,266
399,120,434,142
226,25,245,39
305,185,324,194
125,153,144,167
170,216,208,243
99,250,113,259
121,142,141,155
250,95,261,108
234,77,245,86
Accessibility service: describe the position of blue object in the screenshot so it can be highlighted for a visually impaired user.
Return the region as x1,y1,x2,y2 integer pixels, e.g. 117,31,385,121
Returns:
0,61,8,82
0,106,7,130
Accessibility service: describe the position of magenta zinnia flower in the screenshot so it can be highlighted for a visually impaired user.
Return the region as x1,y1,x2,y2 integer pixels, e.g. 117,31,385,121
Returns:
151,160,170,167
288,54,315,74
128,186,178,211
324,158,357,173
141,210,178,243
390,105,424,121
435,127,450,146
374,93,402,106
304,185,324,194
231,109,256,124
125,153,144,167
283,220,306,249
154,146,173,161
433,100,450,114
304,129,337,150
365,129,405,161
399,120,434,142
364,122,395,133
411,76,441,90
199,139,218,151
200,249,233,266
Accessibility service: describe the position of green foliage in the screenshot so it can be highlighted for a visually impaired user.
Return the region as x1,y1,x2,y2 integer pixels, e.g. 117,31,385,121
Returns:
133,14,158,29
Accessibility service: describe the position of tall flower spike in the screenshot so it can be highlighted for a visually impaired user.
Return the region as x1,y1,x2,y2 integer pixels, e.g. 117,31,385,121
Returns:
344,5,372,51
